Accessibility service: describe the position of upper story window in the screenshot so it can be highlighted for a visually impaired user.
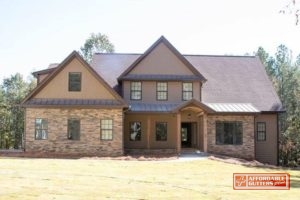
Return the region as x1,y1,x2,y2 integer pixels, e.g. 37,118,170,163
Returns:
69,72,81,91
157,82,168,101
182,82,193,101
130,82,142,100
257,122,266,141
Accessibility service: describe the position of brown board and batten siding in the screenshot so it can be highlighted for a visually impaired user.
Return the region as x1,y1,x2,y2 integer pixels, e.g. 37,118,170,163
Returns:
255,114,278,165
123,81,201,103
124,113,178,153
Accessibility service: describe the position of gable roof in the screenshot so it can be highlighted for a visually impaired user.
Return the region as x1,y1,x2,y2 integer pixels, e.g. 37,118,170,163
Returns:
22,51,127,107
173,99,215,113
91,53,282,112
117,36,207,82
185,55,282,112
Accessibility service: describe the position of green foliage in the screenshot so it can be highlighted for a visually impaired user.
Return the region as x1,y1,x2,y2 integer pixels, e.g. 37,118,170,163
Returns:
79,33,114,62
256,45,300,167
0,73,36,149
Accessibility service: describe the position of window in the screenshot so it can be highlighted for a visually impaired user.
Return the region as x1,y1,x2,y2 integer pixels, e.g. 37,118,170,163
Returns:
68,119,80,140
257,122,266,141
157,82,168,100
35,118,48,140
182,82,193,101
130,82,142,100
101,119,113,140
216,121,243,145
156,122,167,141
69,72,81,91
130,122,141,141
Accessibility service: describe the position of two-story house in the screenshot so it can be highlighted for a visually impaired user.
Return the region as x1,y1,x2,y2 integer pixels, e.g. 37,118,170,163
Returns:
21,36,283,165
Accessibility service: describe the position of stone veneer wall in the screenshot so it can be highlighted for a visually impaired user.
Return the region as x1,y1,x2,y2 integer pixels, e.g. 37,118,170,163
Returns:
25,108,123,156
207,115,255,160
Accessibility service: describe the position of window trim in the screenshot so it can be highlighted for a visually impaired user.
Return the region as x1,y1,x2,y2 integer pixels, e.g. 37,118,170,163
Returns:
256,122,266,141
129,121,142,141
155,122,168,141
156,82,168,101
101,119,113,141
35,118,48,140
130,81,142,100
182,82,193,101
67,118,80,140
68,72,82,92
215,121,243,145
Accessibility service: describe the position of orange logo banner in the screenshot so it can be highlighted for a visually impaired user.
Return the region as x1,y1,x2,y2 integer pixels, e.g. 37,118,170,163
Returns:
233,173,290,190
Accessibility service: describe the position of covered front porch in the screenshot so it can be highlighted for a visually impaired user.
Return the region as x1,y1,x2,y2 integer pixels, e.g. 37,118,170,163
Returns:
124,99,214,154
174,99,215,153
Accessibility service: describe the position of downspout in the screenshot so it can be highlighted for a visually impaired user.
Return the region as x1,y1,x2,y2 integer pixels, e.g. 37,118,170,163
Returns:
277,113,279,166
23,108,26,152
254,115,256,160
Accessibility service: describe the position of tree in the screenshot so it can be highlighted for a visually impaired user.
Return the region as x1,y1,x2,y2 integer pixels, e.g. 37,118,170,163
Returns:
79,33,115,62
257,45,300,167
256,47,276,84
280,0,300,25
0,73,36,149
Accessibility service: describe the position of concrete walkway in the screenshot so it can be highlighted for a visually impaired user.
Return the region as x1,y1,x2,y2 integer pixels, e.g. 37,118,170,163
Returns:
178,150,209,161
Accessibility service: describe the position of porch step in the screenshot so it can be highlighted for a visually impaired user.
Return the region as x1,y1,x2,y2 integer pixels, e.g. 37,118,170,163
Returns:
180,148,200,153
180,148,208,157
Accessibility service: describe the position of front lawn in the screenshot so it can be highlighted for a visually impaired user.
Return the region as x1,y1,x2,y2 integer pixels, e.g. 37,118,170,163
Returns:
0,158,299,199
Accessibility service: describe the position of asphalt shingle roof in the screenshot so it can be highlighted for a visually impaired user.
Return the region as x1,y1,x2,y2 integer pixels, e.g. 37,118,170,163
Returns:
92,53,282,112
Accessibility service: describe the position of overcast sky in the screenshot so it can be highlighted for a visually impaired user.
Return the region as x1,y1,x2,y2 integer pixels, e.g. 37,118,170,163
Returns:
0,0,299,80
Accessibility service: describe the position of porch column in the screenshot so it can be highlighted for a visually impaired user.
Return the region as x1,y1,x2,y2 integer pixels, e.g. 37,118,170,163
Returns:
176,113,181,153
147,116,151,149
203,113,208,152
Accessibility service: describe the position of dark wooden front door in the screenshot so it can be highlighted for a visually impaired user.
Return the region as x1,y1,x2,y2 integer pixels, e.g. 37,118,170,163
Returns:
181,123,192,148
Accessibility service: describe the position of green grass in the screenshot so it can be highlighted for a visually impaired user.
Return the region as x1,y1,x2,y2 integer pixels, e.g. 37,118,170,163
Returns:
0,158,299,200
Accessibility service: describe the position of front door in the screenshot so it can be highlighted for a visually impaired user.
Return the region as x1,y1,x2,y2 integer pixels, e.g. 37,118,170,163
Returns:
181,123,192,148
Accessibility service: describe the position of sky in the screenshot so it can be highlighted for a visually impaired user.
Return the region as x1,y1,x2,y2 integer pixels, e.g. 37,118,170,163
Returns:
0,0,299,81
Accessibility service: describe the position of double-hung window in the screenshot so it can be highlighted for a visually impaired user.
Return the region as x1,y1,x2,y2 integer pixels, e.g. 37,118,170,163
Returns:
35,118,48,140
157,82,168,100
101,119,113,140
257,122,266,141
182,82,193,101
130,82,142,100
156,122,167,141
69,72,81,91
68,119,80,140
130,122,141,141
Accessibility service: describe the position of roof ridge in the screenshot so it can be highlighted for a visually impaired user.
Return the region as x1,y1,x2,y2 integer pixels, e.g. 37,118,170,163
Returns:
94,52,256,58
183,54,256,58
94,53,142,55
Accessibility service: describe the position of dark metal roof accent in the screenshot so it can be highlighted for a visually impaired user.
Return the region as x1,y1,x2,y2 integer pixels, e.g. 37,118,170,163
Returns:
129,103,179,112
120,74,202,81
23,98,123,107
